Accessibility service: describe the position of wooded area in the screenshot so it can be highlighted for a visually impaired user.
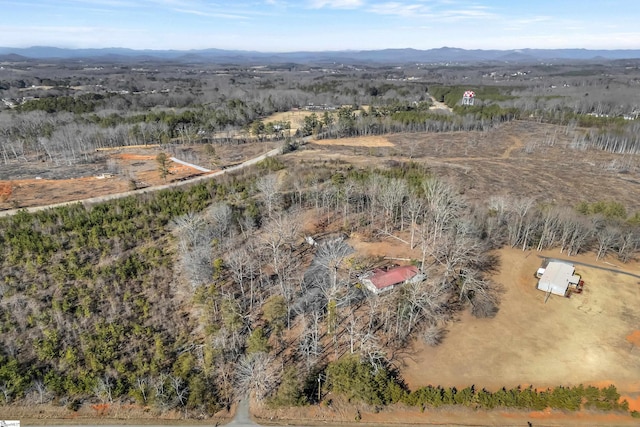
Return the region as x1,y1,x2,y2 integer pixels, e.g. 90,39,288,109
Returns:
1,58,639,419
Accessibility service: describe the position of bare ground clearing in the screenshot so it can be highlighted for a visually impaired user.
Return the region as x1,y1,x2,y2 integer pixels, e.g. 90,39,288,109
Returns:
292,120,640,212
401,247,640,397
261,109,315,134
262,107,369,136
312,135,395,147
0,141,277,210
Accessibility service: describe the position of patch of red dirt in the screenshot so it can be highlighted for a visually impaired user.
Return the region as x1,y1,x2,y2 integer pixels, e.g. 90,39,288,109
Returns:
626,330,640,347
529,408,553,418
114,153,156,160
91,403,110,416
0,182,11,202
623,395,640,411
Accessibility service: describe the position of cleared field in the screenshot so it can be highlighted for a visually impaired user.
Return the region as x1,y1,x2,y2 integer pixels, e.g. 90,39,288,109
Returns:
0,141,278,210
401,247,640,397
312,135,395,147
290,120,640,212
262,109,318,134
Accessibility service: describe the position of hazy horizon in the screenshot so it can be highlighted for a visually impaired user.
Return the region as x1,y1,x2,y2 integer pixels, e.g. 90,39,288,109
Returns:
2,1,639,52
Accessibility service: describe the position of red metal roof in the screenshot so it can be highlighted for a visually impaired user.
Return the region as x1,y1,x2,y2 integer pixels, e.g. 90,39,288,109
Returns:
369,265,419,290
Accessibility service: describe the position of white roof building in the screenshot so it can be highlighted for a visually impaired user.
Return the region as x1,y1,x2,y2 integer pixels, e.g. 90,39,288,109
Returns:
537,262,580,296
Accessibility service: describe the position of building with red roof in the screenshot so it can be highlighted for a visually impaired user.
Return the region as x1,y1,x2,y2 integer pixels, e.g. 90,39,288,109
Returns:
360,265,421,294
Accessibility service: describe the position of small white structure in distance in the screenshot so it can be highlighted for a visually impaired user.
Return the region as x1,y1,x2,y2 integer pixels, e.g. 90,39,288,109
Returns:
462,90,475,106
536,262,580,297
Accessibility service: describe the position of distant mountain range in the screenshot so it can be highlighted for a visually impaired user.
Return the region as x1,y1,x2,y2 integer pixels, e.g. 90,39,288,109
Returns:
1,46,640,64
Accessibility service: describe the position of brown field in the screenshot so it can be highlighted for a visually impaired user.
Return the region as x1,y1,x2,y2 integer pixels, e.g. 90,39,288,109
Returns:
312,135,395,147
302,209,640,411
401,246,640,393
0,141,278,211
262,109,316,134
263,106,368,135
0,155,206,211
292,120,640,212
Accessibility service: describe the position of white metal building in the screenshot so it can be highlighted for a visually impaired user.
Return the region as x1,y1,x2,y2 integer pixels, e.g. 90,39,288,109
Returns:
536,262,580,296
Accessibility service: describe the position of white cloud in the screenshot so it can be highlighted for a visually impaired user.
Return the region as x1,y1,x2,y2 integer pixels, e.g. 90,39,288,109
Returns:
369,2,426,17
173,8,249,19
436,7,497,21
310,0,364,9
368,1,497,21
68,0,139,7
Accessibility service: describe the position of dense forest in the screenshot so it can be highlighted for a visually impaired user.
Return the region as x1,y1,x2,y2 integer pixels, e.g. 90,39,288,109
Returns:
0,59,639,418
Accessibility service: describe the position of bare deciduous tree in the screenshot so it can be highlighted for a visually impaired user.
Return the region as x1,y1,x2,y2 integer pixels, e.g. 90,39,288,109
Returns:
405,193,425,249
595,224,619,260
93,375,114,404
206,202,234,244
298,311,323,369
617,231,638,263
235,352,277,400
256,174,281,218
422,324,446,347
29,379,53,404
170,375,189,407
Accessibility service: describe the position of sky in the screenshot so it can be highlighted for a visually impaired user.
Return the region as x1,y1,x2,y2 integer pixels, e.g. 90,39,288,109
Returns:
1,0,640,52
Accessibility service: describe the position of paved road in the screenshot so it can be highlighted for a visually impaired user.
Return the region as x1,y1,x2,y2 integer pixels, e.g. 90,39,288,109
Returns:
0,147,281,218
228,399,259,426
31,399,274,427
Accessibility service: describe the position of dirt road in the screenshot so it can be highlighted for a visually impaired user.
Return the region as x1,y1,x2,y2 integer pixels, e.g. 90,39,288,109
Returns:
428,94,453,112
0,147,281,218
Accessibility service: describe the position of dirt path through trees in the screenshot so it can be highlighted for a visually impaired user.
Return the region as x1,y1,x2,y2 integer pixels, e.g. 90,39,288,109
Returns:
428,94,454,112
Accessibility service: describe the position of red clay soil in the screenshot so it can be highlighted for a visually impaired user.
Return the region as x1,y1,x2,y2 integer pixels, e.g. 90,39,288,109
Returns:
0,181,11,202
626,330,640,347
0,154,209,210
114,153,157,161
0,176,131,210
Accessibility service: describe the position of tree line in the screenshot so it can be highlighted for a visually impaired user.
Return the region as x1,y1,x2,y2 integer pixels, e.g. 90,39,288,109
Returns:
308,356,631,413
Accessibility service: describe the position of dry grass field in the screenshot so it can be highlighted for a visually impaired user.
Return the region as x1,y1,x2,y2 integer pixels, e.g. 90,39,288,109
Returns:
296,120,640,212
262,109,316,134
313,135,395,147
401,247,640,396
